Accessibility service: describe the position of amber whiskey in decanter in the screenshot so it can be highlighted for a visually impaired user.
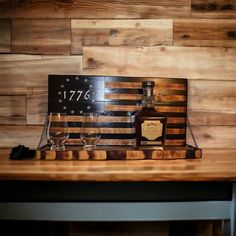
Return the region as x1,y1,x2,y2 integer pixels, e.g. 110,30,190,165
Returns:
135,81,167,148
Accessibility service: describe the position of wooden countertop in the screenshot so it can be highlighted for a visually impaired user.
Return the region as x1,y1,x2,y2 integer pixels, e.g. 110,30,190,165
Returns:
0,148,236,182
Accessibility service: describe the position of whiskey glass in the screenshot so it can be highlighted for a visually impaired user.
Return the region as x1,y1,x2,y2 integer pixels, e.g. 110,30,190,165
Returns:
80,113,101,150
47,112,69,151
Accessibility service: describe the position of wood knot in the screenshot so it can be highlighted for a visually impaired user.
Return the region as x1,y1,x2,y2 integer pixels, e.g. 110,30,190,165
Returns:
87,57,98,68
135,22,141,28
191,3,217,11
160,47,166,52
221,4,233,10
192,3,233,11
203,133,212,139
227,31,236,38
181,34,191,39
110,29,119,37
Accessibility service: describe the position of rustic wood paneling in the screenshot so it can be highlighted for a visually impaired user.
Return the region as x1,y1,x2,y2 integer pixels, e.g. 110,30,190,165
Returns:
83,46,236,80
71,19,173,54
0,55,82,87
191,0,236,18
188,111,236,125
189,80,236,96
0,20,10,53
187,126,236,148
174,19,236,47
0,117,26,125
12,19,70,55
0,0,190,19
0,54,41,61
0,96,26,125
189,95,236,111
27,90,47,125
0,96,25,117
188,80,236,125
0,125,43,148
0,87,32,95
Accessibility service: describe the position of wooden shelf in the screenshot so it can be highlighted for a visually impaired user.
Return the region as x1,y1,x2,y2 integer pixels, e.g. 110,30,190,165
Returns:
36,145,201,160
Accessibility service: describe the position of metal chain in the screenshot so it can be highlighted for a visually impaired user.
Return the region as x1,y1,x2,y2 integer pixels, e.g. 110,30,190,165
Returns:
187,117,198,148
37,115,48,149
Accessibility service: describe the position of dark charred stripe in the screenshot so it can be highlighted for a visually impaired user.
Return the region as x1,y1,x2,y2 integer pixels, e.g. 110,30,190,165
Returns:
49,75,186,87
102,133,136,139
163,112,187,117
68,122,82,127
69,134,81,139
166,134,186,140
105,76,141,83
68,133,185,140
101,122,134,128
68,122,134,128
167,123,186,128
103,111,136,116
105,76,187,84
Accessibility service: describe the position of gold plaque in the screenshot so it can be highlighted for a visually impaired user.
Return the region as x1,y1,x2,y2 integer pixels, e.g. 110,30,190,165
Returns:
141,120,162,140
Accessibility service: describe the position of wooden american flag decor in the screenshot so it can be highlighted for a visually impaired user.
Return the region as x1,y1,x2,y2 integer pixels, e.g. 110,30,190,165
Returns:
36,75,202,160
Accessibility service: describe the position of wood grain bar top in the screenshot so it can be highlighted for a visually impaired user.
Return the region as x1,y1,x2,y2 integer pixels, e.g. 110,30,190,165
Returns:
0,149,236,182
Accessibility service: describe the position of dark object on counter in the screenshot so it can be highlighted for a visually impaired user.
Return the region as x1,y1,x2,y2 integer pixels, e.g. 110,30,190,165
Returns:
9,145,36,160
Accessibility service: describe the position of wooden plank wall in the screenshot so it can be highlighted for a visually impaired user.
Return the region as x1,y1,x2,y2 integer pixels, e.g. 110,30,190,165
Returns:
1,1,234,234
0,0,235,151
